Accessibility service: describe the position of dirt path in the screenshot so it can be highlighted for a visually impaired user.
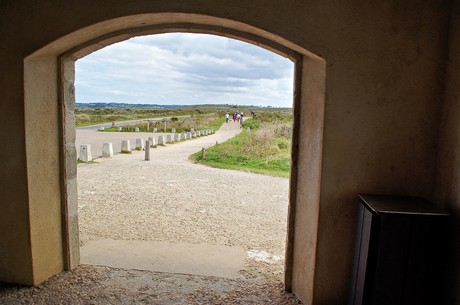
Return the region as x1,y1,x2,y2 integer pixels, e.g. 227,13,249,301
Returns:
78,119,288,280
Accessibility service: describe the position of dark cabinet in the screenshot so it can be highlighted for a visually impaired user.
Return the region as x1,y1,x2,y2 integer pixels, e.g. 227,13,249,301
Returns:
348,194,449,305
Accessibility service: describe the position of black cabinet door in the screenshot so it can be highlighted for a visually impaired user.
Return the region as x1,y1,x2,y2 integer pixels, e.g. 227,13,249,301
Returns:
348,194,448,305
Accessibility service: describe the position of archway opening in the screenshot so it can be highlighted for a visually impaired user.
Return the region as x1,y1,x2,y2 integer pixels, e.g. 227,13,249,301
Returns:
75,32,295,298
23,14,326,304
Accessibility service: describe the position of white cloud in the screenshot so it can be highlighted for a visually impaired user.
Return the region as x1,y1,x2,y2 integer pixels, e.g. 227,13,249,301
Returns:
109,89,145,97
75,33,294,107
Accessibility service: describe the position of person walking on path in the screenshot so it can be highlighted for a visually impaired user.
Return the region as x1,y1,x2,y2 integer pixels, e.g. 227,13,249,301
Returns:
225,112,229,123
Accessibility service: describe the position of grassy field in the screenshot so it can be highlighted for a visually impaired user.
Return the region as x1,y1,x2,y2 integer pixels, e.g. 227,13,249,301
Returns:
75,107,209,127
101,113,225,133
191,111,293,177
75,105,289,127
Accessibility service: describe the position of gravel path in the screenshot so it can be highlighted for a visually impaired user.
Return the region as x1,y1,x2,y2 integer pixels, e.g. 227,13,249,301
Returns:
0,121,296,304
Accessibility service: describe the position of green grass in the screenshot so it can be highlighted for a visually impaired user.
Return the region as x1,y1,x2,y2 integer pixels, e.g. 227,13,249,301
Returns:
207,116,226,131
75,105,292,128
77,159,98,164
99,114,226,133
75,107,211,127
191,126,291,178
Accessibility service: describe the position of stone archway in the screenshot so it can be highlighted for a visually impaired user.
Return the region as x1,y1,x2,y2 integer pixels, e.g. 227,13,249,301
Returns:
24,13,325,303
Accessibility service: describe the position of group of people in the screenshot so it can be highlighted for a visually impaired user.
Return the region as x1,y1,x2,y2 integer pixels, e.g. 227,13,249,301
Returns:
225,111,245,127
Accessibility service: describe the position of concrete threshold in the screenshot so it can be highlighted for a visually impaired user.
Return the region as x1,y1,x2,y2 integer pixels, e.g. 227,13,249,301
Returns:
80,239,245,279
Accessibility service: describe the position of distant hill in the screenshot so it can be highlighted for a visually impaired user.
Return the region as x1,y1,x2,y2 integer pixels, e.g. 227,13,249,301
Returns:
75,102,185,109
75,102,291,111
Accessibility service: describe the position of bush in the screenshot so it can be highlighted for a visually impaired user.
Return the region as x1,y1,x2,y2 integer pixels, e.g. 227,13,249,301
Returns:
274,138,290,150
242,119,260,130
192,118,292,177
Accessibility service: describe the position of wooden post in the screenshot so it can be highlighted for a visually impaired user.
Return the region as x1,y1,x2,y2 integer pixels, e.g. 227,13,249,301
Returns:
145,141,150,161
164,120,167,132
201,147,206,160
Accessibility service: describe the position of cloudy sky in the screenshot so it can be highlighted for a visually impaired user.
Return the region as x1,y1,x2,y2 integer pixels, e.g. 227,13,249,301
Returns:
75,33,294,107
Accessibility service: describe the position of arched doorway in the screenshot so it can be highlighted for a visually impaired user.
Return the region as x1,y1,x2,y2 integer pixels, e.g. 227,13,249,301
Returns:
24,13,325,303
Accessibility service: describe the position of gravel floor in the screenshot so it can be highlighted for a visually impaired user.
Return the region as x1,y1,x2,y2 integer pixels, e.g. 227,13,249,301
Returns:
0,266,301,304
0,121,297,304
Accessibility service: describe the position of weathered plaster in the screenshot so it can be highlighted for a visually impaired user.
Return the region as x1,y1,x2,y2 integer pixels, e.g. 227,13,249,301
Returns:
0,1,454,304
434,0,460,303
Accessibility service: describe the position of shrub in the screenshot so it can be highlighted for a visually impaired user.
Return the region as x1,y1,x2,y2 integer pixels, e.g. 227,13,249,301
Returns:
242,119,260,130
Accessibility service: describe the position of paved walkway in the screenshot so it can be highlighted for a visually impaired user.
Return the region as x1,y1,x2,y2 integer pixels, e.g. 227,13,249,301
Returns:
81,239,246,278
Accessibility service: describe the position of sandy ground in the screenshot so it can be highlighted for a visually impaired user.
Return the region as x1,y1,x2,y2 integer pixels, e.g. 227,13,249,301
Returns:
0,121,298,304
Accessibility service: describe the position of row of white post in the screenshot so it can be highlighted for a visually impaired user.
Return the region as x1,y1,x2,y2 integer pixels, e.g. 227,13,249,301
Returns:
116,127,188,133
79,129,214,162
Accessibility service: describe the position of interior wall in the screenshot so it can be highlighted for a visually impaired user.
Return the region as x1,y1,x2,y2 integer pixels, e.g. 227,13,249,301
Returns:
0,1,453,304
290,56,326,304
0,47,34,285
313,2,451,301
24,57,64,284
434,0,460,303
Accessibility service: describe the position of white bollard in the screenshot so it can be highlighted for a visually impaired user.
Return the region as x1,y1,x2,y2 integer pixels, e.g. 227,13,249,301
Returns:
181,133,186,140
102,143,113,158
79,144,92,162
118,127,122,132
148,137,156,147
158,135,165,145
192,131,196,138
153,128,158,133
191,128,195,132
135,127,140,132
186,132,192,139
136,138,144,150
172,128,176,133
121,140,131,153
174,133,180,142
167,134,173,143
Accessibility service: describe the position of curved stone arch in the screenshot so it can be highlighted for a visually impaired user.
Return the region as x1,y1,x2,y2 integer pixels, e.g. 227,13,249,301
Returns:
24,13,325,304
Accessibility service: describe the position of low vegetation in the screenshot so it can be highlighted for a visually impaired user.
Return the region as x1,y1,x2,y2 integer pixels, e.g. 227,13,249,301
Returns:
75,107,213,127
75,105,291,127
192,111,292,177
101,113,225,133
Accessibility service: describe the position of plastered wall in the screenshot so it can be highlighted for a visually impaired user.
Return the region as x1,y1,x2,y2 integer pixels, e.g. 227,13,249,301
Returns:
0,1,453,303
435,0,460,303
